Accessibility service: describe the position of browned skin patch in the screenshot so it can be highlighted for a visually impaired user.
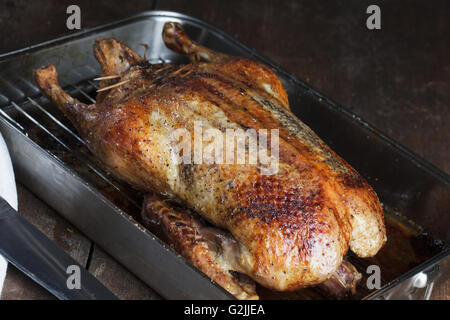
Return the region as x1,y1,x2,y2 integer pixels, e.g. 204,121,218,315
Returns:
33,22,386,291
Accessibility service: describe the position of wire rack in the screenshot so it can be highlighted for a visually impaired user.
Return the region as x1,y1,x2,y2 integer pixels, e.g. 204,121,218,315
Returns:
0,78,143,220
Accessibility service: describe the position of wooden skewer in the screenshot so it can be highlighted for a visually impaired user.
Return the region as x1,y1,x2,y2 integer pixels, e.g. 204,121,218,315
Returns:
93,75,121,81
154,65,171,74
180,69,194,78
170,64,190,76
97,80,130,92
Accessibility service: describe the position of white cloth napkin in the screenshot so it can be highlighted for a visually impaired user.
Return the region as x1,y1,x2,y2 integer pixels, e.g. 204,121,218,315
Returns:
0,132,18,297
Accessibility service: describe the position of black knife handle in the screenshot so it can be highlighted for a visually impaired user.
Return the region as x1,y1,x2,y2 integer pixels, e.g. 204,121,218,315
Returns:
0,196,117,300
0,198,15,220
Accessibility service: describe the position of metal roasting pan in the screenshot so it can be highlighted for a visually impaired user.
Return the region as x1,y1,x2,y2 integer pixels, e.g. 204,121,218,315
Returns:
0,11,448,300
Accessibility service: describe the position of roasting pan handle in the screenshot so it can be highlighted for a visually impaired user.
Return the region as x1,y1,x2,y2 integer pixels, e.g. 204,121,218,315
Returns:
0,196,117,300
406,265,441,300
379,262,445,300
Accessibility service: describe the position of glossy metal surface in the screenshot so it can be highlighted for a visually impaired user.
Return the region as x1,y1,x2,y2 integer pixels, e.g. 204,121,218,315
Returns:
0,196,117,300
0,11,448,299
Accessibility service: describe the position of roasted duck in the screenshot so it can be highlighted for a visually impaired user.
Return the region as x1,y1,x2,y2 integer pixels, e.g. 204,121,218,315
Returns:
34,22,386,299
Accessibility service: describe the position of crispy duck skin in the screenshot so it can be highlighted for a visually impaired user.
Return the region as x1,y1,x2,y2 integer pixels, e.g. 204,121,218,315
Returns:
142,193,361,299
34,22,386,292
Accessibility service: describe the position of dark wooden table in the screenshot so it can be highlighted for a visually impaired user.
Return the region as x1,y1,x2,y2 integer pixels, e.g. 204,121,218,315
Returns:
0,0,448,300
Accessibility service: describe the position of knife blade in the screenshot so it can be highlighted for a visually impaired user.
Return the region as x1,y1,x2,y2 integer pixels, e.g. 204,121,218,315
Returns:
0,196,117,300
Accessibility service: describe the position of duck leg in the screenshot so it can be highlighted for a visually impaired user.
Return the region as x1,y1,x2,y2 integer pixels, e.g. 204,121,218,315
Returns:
163,22,231,63
34,64,92,135
141,193,259,300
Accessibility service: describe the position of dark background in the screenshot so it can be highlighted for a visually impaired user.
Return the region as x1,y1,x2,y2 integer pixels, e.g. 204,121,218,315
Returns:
0,0,448,299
